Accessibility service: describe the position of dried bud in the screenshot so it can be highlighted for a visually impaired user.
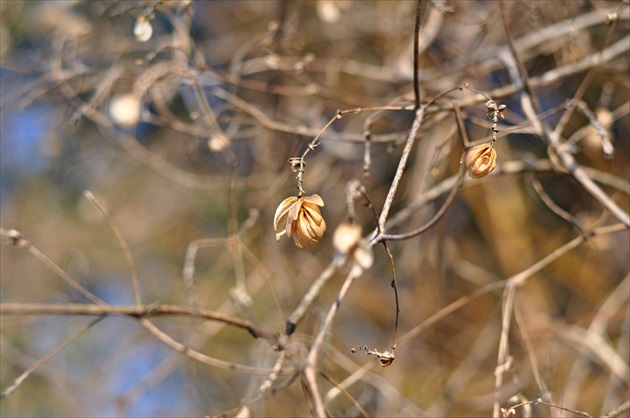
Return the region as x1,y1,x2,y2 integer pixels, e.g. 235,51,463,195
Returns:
464,143,497,179
274,194,326,249
133,15,153,42
287,157,303,173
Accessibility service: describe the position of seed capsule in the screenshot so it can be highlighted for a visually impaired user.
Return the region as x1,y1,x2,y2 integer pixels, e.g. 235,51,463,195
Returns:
465,143,497,179
274,194,326,248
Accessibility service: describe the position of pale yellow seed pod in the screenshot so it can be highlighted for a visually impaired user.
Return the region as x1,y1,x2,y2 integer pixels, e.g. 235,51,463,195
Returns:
465,143,497,179
333,222,362,255
332,222,373,274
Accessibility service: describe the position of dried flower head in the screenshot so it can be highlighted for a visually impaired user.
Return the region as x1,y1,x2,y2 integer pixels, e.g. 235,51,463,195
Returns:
465,143,497,179
274,194,326,248
351,345,395,367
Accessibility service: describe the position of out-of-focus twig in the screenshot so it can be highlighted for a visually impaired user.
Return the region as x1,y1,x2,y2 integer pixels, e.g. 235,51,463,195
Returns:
492,223,627,418
0,316,104,399
303,269,361,417
1,229,105,305
413,0,422,110
0,302,274,340
84,191,142,306
498,1,630,228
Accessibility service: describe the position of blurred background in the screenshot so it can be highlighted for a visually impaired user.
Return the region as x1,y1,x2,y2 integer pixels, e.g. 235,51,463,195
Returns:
1,1,628,416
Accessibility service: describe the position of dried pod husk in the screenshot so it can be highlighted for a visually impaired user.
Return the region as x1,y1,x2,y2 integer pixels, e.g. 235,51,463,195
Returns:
465,143,497,178
273,194,326,248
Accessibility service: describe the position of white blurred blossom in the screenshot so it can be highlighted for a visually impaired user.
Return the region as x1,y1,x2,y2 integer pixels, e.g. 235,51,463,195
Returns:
109,94,142,127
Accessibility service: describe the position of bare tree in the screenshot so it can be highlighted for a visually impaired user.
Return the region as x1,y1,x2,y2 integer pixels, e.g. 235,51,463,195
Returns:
1,1,628,417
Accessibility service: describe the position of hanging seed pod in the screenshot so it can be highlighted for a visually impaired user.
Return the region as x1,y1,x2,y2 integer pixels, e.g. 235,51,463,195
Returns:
464,143,497,179
274,194,326,248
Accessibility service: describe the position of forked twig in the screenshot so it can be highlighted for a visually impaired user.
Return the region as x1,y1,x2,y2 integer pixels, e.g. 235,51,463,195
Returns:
493,223,627,417
498,0,630,228
376,164,465,242
501,398,594,418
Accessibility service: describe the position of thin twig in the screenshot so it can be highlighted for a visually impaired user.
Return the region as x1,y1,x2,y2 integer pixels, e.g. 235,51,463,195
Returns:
0,316,105,399
137,318,276,375
492,223,627,418
295,105,409,195
498,1,630,227
563,275,630,410
378,105,426,231
377,164,465,242
359,187,400,353
413,0,422,110
84,191,142,306
551,18,619,144
527,173,591,238
221,374,299,417
513,303,551,403
0,302,274,340
603,400,630,418
503,398,594,418
376,85,473,233
304,269,361,417
1,229,105,305
318,371,369,418
285,260,339,336
382,242,399,352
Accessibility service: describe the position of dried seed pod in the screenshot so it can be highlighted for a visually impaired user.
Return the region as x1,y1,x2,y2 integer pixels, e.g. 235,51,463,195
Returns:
274,194,326,248
465,143,497,179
